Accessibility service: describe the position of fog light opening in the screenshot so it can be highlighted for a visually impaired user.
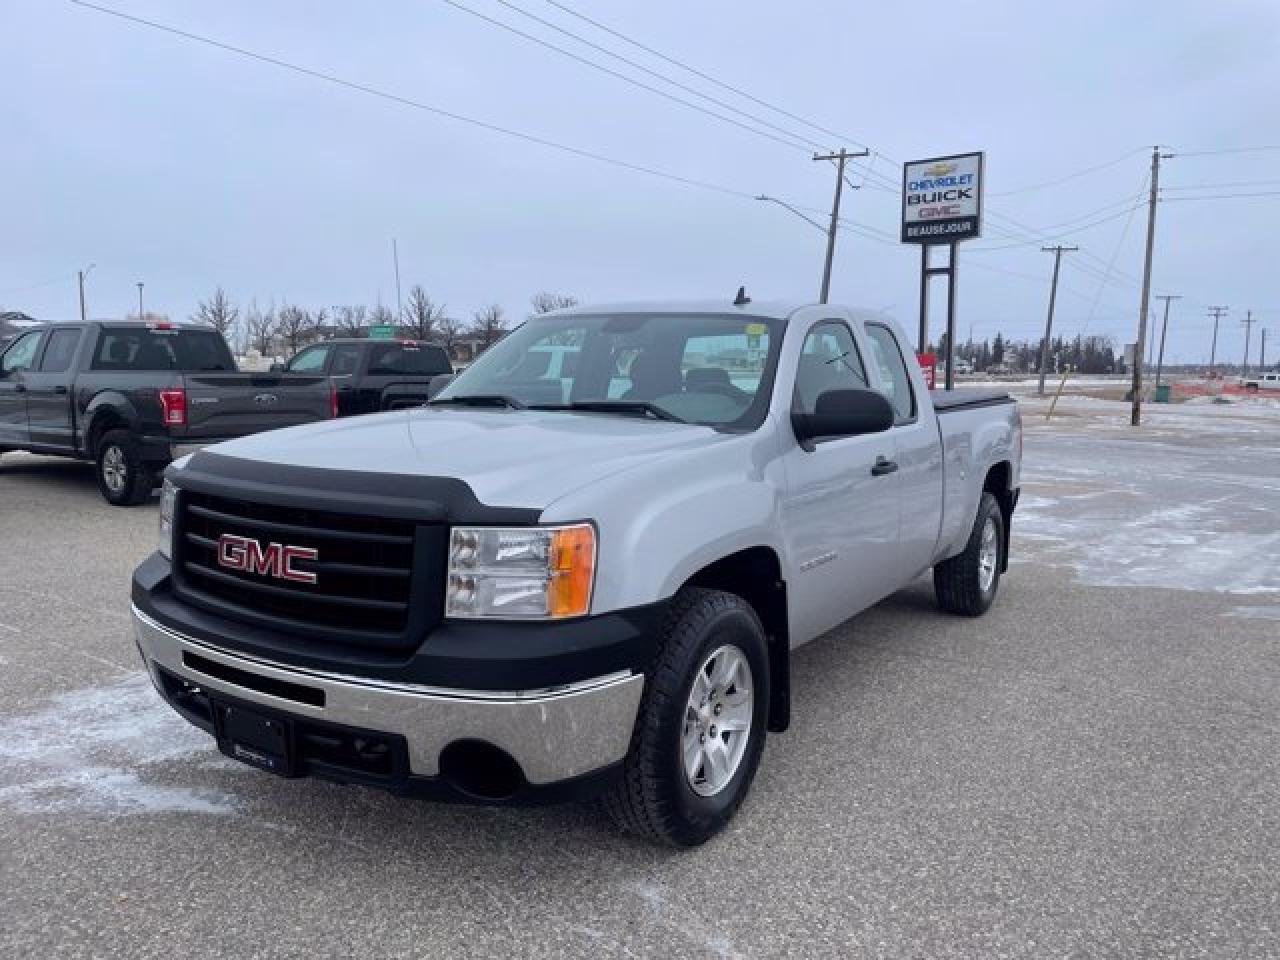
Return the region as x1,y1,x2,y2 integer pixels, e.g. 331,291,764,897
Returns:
438,740,525,801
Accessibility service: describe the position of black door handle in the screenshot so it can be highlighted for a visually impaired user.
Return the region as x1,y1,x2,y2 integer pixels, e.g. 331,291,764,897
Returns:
13,384,26,393
54,385,68,395
871,456,898,477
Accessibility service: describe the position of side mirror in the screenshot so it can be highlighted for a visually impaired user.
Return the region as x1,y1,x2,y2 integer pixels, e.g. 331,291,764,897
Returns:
426,373,456,399
269,362,285,373
791,388,894,445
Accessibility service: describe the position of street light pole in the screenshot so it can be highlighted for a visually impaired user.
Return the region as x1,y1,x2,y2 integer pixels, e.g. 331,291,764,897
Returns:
78,263,95,324
1154,294,1181,390
137,282,145,321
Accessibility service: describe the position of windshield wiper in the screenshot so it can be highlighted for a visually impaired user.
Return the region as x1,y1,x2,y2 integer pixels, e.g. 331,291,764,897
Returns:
535,400,686,423
429,394,526,409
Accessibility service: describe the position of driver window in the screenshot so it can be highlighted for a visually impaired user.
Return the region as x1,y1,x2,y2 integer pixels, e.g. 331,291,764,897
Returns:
793,322,868,415
2,331,44,374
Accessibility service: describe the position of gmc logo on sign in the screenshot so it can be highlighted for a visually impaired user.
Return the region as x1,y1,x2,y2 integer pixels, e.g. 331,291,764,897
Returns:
217,533,318,584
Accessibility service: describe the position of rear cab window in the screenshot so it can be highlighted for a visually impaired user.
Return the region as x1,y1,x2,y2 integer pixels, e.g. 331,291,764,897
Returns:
39,328,84,373
92,327,236,372
863,324,917,424
367,342,452,376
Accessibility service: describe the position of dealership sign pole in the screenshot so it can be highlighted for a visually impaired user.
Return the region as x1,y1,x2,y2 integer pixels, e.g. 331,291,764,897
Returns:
902,152,984,390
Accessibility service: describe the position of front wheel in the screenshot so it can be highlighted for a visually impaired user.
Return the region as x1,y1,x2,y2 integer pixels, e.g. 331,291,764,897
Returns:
604,588,769,847
95,429,156,506
934,491,1005,616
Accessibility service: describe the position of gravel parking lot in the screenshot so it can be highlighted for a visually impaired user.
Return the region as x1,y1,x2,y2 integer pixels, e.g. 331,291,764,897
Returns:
2,398,1278,959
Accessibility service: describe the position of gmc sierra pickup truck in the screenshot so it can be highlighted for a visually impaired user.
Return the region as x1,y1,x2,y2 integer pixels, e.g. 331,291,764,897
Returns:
0,321,334,505
131,299,1021,846
272,337,453,417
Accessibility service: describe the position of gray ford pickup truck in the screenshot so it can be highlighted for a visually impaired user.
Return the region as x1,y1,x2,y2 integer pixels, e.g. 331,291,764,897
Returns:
131,298,1021,846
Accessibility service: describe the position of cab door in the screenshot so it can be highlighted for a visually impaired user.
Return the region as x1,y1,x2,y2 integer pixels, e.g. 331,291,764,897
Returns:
863,322,945,583
0,330,44,445
24,326,84,449
778,318,903,642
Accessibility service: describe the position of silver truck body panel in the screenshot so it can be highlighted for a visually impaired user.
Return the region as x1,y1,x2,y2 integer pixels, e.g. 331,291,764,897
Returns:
171,300,1020,693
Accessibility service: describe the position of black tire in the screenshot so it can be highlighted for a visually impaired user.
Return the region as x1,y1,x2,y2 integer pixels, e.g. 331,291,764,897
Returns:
95,429,156,506
934,491,1005,616
604,587,769,847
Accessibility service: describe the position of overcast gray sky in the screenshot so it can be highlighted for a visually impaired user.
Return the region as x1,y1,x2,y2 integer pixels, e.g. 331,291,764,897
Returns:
4,0,1279,362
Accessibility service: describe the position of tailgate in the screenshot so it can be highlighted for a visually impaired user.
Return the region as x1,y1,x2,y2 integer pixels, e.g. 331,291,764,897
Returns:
178,374,330,442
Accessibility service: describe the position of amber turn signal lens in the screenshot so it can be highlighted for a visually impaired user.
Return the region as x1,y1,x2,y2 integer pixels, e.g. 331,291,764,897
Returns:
547,524,596,618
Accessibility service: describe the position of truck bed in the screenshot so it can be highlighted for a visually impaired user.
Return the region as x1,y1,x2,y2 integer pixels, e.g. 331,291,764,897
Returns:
931,388,1013,412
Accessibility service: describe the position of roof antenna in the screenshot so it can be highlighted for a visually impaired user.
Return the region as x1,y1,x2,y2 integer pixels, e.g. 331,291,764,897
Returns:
733,286,751,306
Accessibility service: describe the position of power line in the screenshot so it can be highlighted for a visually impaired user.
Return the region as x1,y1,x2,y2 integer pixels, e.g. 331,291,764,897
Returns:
1162,178,1280,191
1162,191,1280,202
68,1,768,202
989,149,1147,197
490,0,828,152
540,0,876,155
439,0,815,154
1175,144,1280,158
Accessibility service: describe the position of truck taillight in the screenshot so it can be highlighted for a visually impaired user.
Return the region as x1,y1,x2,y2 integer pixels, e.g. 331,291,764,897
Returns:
159,388,187,427
330,384,339,419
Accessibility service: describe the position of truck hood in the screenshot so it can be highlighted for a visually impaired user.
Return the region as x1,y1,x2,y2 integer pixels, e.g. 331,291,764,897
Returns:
197,406,728,510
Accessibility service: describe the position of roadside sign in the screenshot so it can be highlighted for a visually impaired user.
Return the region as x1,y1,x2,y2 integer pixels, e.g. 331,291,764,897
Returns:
901,152,984,245
369,325,397,339
917,352,937,390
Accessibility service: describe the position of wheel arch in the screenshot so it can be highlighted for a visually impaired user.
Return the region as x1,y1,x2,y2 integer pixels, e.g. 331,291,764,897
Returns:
83,392,140,457
681,546,790,733
983,460,1015,572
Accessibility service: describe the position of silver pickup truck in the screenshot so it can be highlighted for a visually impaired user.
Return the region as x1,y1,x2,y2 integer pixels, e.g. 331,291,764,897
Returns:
130,298,1021,845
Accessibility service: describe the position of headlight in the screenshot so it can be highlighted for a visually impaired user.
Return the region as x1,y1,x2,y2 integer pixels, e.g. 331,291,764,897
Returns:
446,524,596,619
158,479,177,559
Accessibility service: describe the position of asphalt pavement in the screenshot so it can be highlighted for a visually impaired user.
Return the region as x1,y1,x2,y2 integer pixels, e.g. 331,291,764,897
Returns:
2,402,1278,959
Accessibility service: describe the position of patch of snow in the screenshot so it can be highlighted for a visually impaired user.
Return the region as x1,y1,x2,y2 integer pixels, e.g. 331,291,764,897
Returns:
0,672,238,816
1224,606,1280,621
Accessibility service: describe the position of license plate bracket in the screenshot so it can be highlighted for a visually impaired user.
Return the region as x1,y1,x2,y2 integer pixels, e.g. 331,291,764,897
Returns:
213,699,294,776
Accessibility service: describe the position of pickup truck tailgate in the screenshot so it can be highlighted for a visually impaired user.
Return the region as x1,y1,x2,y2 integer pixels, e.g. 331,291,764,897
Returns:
180,374,331,442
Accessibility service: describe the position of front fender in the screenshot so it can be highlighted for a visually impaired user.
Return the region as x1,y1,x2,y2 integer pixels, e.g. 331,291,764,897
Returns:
540,432,786,614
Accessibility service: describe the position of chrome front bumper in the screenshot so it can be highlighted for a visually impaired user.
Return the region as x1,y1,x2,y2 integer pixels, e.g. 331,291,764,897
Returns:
131,606,644,784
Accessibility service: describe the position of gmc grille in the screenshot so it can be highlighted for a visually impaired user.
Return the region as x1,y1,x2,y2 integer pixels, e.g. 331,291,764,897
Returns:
174,491,436,647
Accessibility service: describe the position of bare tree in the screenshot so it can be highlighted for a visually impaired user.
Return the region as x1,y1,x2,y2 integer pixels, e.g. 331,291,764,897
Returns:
191,287,239,339
402,285,448,341
436,312,464,359
368,303,396,330
529,292,578,316
244,302,276,356
332,305,368,337
470,304,507,351
274,304,316,354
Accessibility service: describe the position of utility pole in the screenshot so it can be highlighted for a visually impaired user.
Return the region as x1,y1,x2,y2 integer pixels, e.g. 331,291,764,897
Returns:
1207,306,1228,372
1241,310,1254,375
1037,245,1076,396
136,281,145,322
392,238,403,323
813,148,869,304
1154,294,1181,389
1130,145,1173,426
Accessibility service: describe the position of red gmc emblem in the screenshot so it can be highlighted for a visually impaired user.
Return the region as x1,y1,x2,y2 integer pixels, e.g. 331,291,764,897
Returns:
217,533,318,584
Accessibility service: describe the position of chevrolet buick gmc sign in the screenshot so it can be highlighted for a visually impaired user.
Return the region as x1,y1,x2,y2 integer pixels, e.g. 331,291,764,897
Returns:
901,152,984,244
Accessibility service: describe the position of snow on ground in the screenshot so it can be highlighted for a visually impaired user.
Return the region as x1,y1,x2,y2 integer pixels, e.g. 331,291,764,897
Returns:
1012,393,1280,598
0,672,240,816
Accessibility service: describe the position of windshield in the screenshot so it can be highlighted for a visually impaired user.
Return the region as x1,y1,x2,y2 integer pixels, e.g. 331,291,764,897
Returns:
436,312,782,427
